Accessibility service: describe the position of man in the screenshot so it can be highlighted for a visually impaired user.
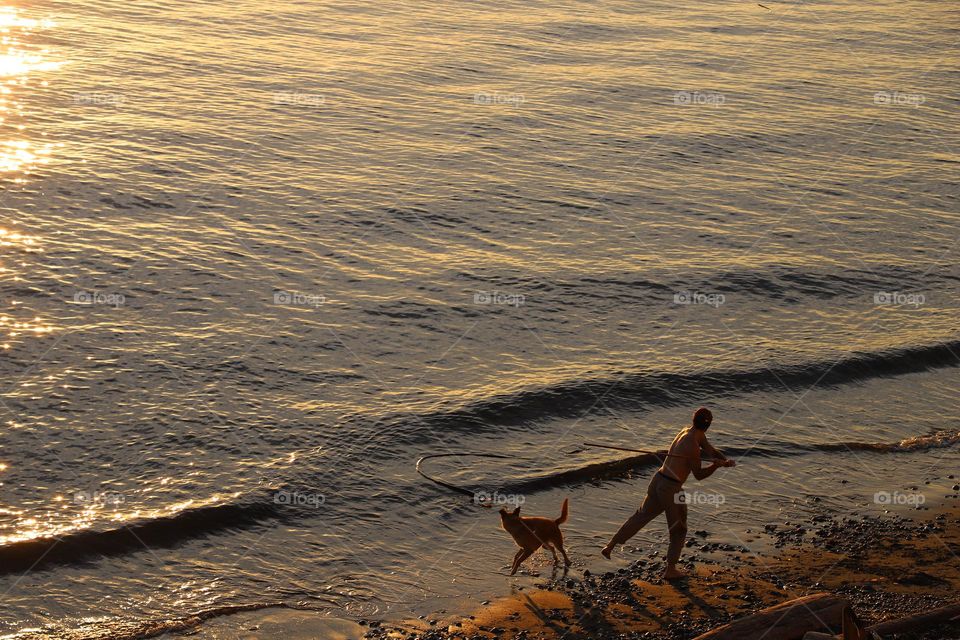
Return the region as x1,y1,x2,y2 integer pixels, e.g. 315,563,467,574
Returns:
601,407,735,579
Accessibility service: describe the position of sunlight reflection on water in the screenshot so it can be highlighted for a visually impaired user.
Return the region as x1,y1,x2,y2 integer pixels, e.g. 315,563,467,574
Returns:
0,7,59,175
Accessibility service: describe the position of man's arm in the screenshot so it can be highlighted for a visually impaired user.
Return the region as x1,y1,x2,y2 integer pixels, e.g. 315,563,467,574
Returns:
689,441,721,480
701,434,736,467
692,461,720,481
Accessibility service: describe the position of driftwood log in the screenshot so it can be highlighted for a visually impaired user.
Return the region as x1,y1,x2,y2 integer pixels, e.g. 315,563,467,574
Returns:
694,595,960,640
693,593,848,640
866,600,960,636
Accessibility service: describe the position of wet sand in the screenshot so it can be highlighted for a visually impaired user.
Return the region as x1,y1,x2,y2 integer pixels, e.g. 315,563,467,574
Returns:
357,499,960,640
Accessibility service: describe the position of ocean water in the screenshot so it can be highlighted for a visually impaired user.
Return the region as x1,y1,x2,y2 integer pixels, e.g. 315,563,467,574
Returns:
0,0,958,636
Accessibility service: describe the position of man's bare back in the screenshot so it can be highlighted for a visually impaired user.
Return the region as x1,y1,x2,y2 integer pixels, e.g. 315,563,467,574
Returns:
659,428,700,484
659,426,734,484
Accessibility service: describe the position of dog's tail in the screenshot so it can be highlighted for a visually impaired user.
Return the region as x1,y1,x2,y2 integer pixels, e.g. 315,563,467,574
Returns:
555,498,569,525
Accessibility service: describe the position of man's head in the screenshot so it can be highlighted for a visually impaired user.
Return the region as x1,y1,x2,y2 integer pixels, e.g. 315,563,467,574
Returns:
692,407,713,430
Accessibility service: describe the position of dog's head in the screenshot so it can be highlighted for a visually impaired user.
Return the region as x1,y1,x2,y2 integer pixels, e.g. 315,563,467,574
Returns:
499,505,521,523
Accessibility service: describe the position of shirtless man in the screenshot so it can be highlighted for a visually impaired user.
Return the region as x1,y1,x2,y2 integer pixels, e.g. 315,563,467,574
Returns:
601,407,735,579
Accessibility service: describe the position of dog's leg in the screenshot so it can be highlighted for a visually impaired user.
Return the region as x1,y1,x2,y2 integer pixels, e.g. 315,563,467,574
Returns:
545,543,559,564
557,539,572,566
510,548,534,575
510,553,521,575
509,548,525,575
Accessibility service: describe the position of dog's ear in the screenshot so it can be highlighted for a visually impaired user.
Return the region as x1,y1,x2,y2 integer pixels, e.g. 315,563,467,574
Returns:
499,507,507,515
512,506,521,515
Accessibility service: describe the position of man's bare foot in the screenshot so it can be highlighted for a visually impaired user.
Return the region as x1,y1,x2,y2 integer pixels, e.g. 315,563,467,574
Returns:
601,545,613,559
662,566,687,580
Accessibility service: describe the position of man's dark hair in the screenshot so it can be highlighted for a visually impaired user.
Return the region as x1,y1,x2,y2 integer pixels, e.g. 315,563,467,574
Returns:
693,407,713,430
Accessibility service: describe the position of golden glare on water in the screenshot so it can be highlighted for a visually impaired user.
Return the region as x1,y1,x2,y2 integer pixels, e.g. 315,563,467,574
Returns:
0,227,40,248
0,492,242,546
0,313,54,337
0,6,59,175
0,49,58,77
0,139,53,172
0,6,52,29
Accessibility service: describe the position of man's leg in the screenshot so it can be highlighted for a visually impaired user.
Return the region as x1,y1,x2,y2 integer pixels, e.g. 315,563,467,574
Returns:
602,481,665,558
662,490,688,579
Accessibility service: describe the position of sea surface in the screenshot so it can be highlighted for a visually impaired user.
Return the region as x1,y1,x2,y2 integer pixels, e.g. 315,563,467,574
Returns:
0,0,958,637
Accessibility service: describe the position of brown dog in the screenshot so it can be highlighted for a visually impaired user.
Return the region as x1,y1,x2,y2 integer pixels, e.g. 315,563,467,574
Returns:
499,498,571,575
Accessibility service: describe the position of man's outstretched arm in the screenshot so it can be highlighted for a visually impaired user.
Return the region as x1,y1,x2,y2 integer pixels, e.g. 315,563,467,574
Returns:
690,447,721,480
692,460,720,481
701,436,735,467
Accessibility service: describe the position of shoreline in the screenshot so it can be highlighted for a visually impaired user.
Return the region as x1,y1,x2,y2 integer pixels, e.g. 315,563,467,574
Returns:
13,489,958,639
360,497,960,640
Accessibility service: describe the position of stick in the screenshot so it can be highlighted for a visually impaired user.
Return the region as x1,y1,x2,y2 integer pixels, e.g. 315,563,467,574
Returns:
582,442,728,465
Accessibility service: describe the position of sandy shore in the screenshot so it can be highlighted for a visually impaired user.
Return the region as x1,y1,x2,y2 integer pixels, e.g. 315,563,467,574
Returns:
359,499,960,640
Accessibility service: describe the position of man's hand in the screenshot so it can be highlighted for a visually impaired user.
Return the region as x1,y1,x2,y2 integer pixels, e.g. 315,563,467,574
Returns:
719,459,736,468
